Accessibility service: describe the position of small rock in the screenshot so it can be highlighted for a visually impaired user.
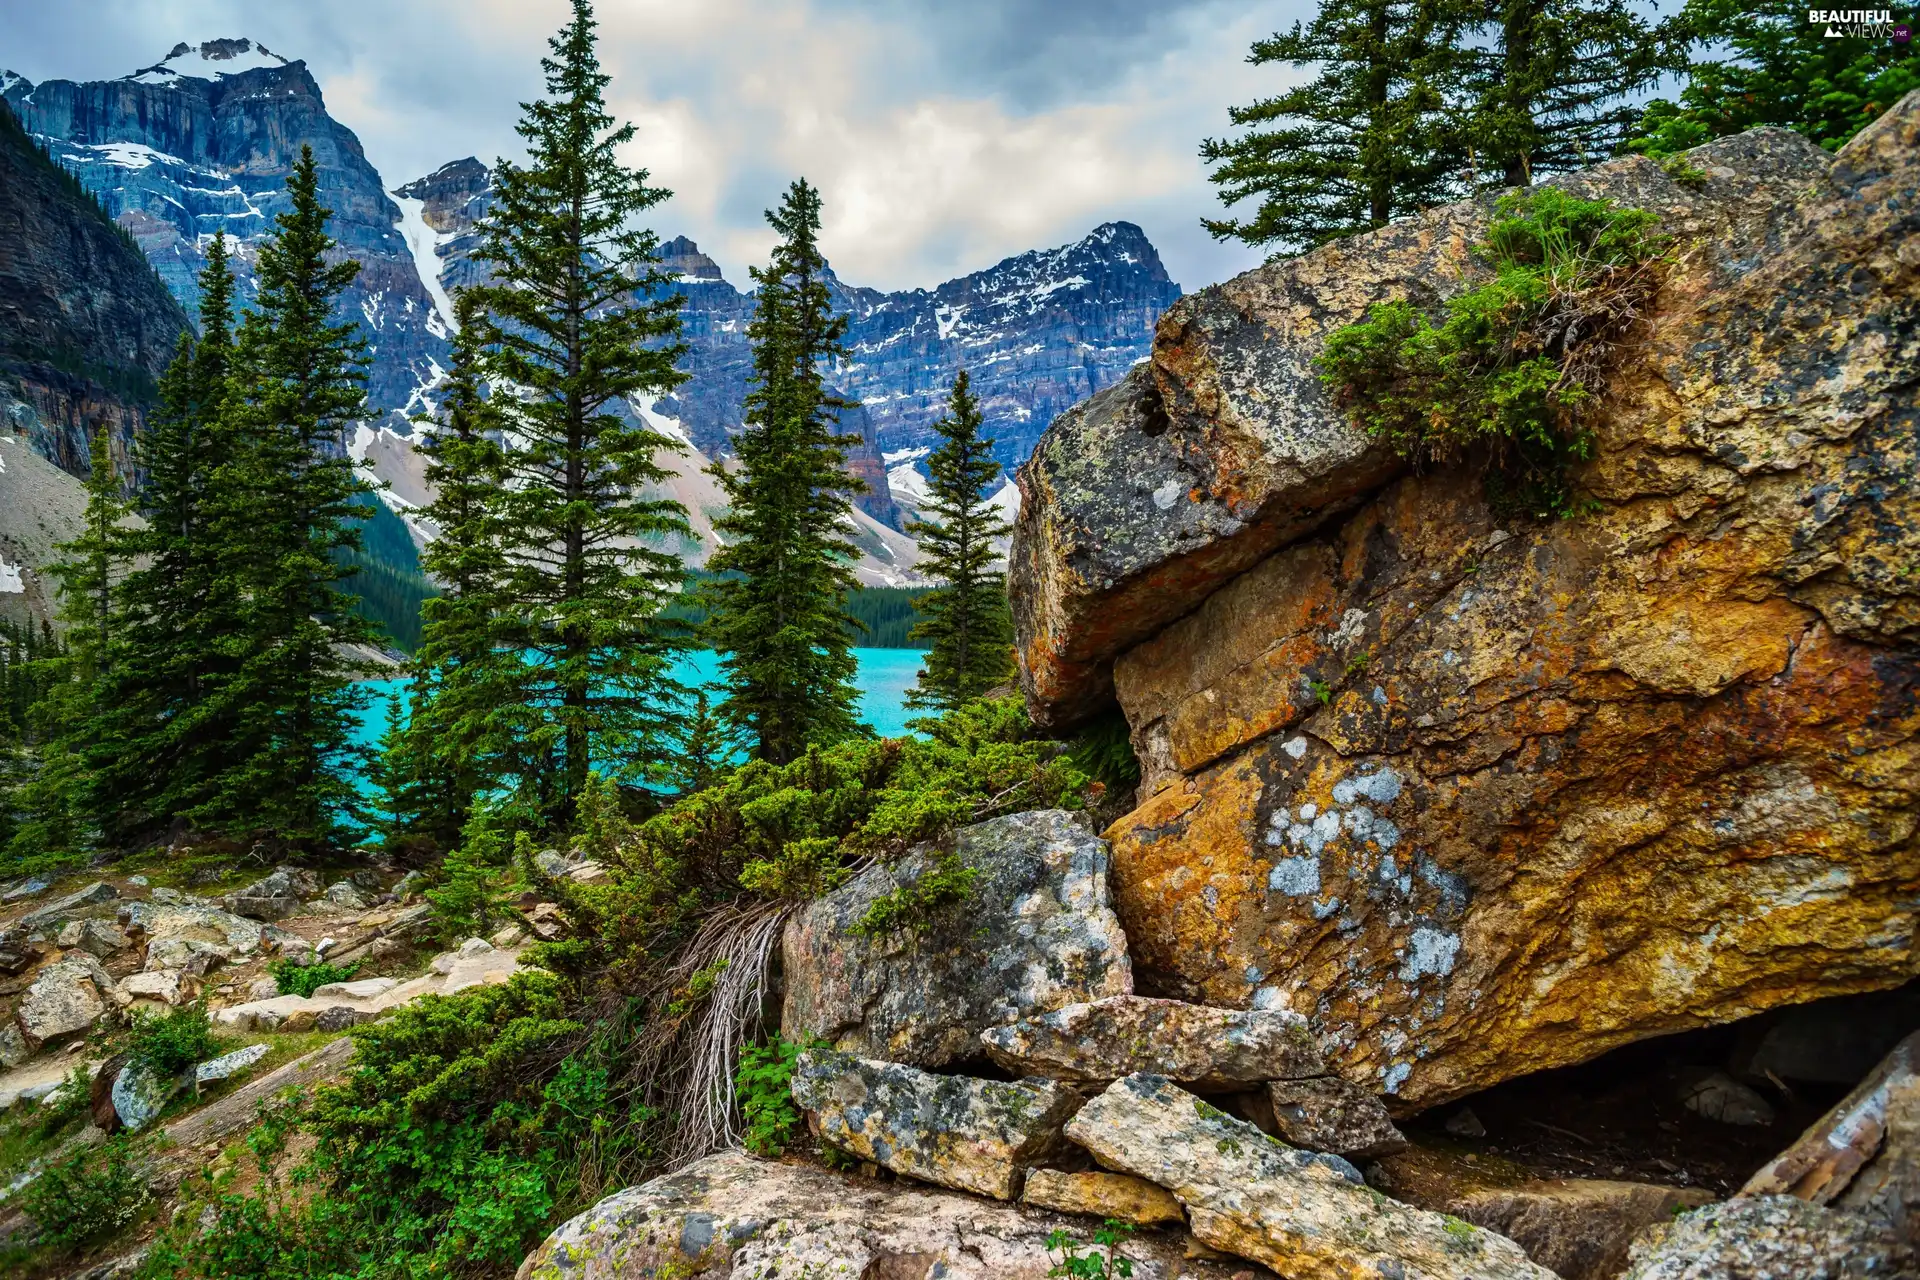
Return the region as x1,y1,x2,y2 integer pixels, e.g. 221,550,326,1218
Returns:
1065,1074,1553,1279
1021,1168,1185,1226
145,936,231,973
2,878,50,902
19,880,117,931
0,1021,30,1068
314,936,337,955
567,860,609,884
429,951,459,975
1267,1075,1408,1159
309,978,397,1001
73,919,132,958
526,902,568,940
1679,1070,1775,1126
457,937,494,957
1444,1106,1487,1138
247,975,280,1000
982,995,1324,1089
117,970,185,1007
391,870,427,898
534,851,572,879
489,924,526,948
56,920,85,948
322,881,371,911
111,1059,180,1132
16,954,114,1046
367,936,404,960
194,1043,270,1086
790,1049,1081,1200
127,876,148,887
275,1008,315,1033
1620,1195,1911,1279
313,1006,362,1032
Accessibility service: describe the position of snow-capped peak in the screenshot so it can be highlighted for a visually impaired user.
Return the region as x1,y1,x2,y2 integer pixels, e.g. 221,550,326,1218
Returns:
126,39,290,84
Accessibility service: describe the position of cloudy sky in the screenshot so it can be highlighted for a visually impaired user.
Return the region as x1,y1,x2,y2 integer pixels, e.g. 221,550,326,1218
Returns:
2,0,1319,293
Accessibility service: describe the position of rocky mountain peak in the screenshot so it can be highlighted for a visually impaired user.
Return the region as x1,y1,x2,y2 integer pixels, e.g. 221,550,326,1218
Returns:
658,235,724,282
394,157,491,235
127,38,292,84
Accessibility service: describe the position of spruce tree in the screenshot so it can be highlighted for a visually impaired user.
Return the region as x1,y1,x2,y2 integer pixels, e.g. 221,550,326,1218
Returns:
904,371,1014,713
88,234,242,843
1628,0,1918,156
1447,0,1672,187
199,146,377,853
704,179,867,763
1202,0,1460,255
388,290,517,847
463,0,692,821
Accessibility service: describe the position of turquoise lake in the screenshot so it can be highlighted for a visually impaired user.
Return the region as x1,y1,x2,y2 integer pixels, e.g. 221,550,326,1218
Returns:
351,647,927,753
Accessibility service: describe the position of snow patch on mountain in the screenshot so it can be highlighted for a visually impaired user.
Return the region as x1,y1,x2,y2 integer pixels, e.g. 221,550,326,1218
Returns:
128,39,290,83
632,396,692,448
0,559,23,594
392,194,457,335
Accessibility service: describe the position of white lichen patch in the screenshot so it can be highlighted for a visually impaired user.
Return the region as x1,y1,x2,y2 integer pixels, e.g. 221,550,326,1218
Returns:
1269,855,1321,897
1333,766,1403,807
1398,927,1461,982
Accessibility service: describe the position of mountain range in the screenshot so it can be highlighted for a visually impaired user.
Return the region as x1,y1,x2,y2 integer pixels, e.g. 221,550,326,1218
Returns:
1,37,1180,593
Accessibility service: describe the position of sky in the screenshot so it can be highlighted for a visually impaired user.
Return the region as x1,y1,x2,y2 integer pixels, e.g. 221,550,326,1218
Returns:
0,0,1321,294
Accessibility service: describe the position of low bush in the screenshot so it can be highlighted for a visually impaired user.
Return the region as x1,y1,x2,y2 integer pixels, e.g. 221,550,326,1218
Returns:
734,1033,809,1156
24,1137,151,1251
265,958,360,1000
1316,188,1669,519
125,1003,220,1076
850,850,977,939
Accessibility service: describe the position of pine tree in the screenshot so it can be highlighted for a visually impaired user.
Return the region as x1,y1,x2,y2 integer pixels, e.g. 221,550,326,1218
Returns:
463,0,693,823
198,146,377,853
704,179,867,763
1448,0,1672,188
387,290,517,848
905,371,1014,713
1202,0,1461,255
1628,0,1918,156
87,234,243,843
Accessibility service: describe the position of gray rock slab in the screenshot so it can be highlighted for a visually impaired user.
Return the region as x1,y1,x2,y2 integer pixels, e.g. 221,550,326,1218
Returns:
981,995,1324,1089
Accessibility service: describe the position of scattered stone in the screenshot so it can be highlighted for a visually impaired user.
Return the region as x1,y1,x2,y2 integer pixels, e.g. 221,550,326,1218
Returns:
1743,1029,1920,1240
314,1006,363,1032
127,876,148,887
71,918,131,958
56,920,85,948
1064,1074,1552,1279
117,970,186,1007
19,880,117,931
145,936,230,973
981,995,1323,1090
1,878,49,902
490,924,526,948
0,1021,29,1069
164,1037,357,1152
120,898,277,964
194,1042,270,1087
1266,1075,1407,1159
526,902,567,940
1444,1107,1487,1139
61,1245,150,1280
458,937,494,957
429,952,459,975
783,810,1133,1069
517,1149,1268,1280
790,1049,1081,1200
568,861,608,885
1620,1195,1911,1280
310,977,397,1001
1679,1070,1775,1126
367,936,405,960
1021,1168,1186,1227
322,880,371,911
15,954,114,1045
111,1059,181,1132
391,870,427,898
247,975,280,1001
534,851,572,879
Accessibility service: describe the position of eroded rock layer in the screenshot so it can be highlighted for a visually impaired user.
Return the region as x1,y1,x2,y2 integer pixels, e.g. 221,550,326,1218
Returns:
1016,94,1920,1109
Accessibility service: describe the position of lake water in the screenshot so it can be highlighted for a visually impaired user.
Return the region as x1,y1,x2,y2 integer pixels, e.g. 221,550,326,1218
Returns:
351,647,927,755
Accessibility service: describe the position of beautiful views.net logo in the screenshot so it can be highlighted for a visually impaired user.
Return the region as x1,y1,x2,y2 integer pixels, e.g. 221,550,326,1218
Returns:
1806,8,1910,37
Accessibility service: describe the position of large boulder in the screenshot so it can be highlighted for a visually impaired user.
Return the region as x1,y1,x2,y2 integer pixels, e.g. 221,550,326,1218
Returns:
980,995,1325,1088
14,953,115,1045
224,866,318,921
782,809,1132,1068
515,1150,1269,1280
1064,1073,1552,1278
1065,98,1920,1109
16,880,117,932
1742,1029,1919,1242
1620,1195,1912,1280
120,898,285,969
790,1050,1080,1200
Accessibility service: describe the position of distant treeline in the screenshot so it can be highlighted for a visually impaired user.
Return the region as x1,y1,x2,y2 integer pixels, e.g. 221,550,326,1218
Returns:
664,570,931,649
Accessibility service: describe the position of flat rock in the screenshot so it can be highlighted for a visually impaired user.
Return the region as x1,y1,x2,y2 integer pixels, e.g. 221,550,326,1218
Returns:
224,865,319,921
309,977,397,1001
15,954,114,1045
120,899,278,961
790,1049,1080,1200
193,1042,269,1085
117,969,185,1006
163,1037,355,1150
516,1149,1273,1280
70,918,131,958
1022,1168,1186,1227
783,809,1133,1068
981,995,1323,1089
1065,1073,1552,1279
1,878,49,902
18,880,117,931
1265,1075,1407,1159
1743,1029,1920,1241
1078,97,1920,1109
0,1055,89,1109
212,946,524,1031
1620,1195,1912,1280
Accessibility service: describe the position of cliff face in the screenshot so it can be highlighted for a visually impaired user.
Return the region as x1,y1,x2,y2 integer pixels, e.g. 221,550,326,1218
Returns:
0,97,189,479
1010,93,1920,1109
3,41,451,428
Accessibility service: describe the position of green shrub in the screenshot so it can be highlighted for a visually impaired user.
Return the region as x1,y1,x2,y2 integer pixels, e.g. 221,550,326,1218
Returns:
1316,188,1669,519
427,802,518,942
265,958,359,1000
125,1003,220,1076
35,1064,93,1139
850,850,977,939
1046,1220,1137,1279
734,1034,809,1157
24,1137,152,1251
